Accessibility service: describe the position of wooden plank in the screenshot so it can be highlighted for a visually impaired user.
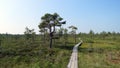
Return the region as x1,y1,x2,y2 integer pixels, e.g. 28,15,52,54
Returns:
67,41,82,68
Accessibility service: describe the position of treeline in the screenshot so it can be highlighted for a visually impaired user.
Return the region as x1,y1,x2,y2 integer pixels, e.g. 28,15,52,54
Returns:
79,30,120,39
0,30,120,45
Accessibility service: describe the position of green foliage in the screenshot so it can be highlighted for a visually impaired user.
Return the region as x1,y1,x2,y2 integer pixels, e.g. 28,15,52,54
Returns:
38,13,66,48
24,27,36,41
0,33,74,68
78,33,120,68
0,29,120,68
68,25,78,44
85,38,94,43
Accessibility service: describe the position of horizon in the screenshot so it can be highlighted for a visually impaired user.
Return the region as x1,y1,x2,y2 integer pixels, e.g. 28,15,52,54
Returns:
0,0,120,34
0,30,119,35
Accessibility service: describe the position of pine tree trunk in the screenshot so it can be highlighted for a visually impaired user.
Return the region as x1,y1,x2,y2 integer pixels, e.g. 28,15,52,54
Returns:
49,26,52,48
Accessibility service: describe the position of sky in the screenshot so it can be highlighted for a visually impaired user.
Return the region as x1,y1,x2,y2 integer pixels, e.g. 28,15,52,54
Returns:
0,0,120,34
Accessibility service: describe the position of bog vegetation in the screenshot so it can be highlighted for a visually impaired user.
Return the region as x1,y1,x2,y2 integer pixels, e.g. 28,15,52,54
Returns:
0,13,120,68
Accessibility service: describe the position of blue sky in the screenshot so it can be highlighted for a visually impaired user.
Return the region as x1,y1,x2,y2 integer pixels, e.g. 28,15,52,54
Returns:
0,0,120,34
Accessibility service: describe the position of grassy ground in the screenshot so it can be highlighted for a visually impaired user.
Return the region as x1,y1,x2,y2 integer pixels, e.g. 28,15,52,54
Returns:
0,46,72,68
0,34,120,68
0,36,75,68
78,38,120,68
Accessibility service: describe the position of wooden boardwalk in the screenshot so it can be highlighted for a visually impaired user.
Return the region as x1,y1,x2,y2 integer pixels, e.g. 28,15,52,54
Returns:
67,41,82,68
